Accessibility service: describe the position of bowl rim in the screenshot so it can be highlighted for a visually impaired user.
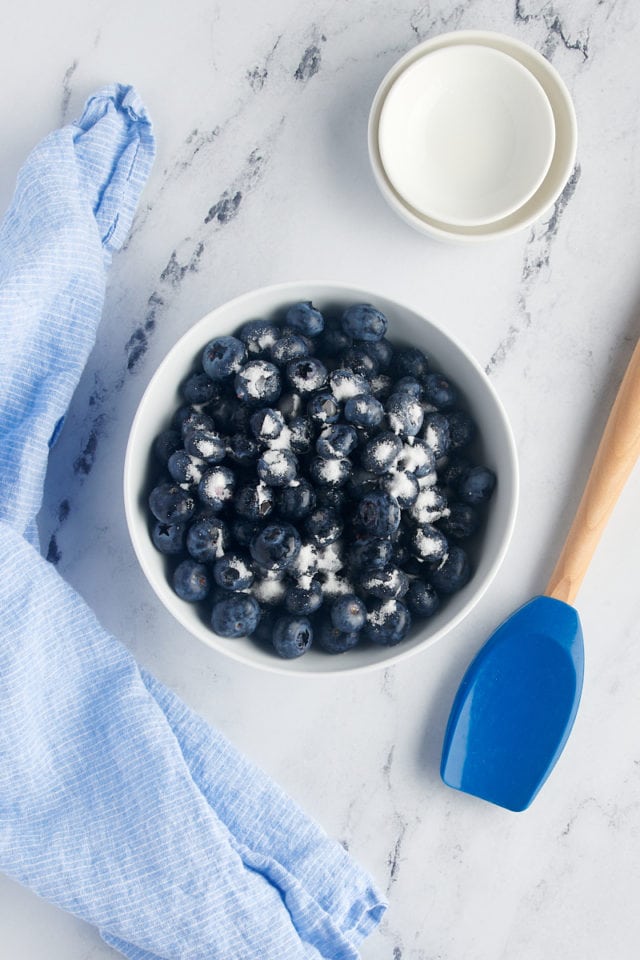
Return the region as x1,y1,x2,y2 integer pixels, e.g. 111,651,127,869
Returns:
378,42,556,227
123,280,520,676
368,30,578,243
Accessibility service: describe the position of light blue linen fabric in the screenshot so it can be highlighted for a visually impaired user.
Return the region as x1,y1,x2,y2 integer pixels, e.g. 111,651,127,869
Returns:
0,84,386,959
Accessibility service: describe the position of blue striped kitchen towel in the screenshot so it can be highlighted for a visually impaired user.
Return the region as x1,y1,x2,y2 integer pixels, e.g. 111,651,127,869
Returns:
0,84,385,959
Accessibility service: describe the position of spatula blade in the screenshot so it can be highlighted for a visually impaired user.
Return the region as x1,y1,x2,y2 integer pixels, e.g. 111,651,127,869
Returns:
440,596,584,811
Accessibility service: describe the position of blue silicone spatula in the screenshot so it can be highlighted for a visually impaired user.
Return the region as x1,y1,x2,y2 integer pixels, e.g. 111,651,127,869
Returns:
441,338,640,811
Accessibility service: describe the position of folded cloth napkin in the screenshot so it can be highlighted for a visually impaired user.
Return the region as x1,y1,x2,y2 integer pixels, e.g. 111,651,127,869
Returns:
0,85,386,959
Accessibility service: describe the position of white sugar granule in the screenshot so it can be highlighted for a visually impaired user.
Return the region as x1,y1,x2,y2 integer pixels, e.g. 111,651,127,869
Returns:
202,469,232,501
411,489,449,523
320,572,352,597
414,528,445,559
372,438,397,466
289,543,319,584
367,598,398,627
387,470,415,500
397,440,429,473
194,438,218,460
329,371,367,401
316,540,343,573
184,456,205,483
252,577,287,605
261,450,290,477
318,458,344,482
242,362,274,398
267,424,292,451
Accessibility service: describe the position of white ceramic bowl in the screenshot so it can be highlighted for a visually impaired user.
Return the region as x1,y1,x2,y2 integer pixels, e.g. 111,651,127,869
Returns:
369,31,578,243
378,44,555,227
124,282,519,675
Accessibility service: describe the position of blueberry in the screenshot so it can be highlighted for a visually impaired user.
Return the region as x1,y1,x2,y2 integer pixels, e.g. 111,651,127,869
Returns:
183,429,226,464
286,357,328,394
341,303,388,342
186,516,230,561
304,507,343,545
285,581,323,615
172,404,196,431
272,615,313,658
361,432,402,475
181,371,219,405
277,479,317,519
330,594,366,632
238,319,280,356
446,410,476,449
316,424,358,459
287,416,314,453
406,580,440,618
346,537,394,571
231,518,262,548
211,594,261,637
423,372,458,410
364,599,412,646
438,501,480,539
381,470,419,508
249,606,277,643
328,368,370,401
235,360,282,405
385,393,424,438
172,559,210,602
276,392,304,419
316,322,352,358
285,301,325,337
167,450,205,487
213,552,254,591
409,486,448,525
226,434,261,466
390,346,430,380
354,491,401,537
250,522,301,571
153,429,182,465
270,334,310,364
395,439,436,479
202,336,247,380
149,482,196,524
408,523,449,563
361,566,409,600
422,412,451,459
315,486,348,513
430,545,471,594
198,465,236,511
440,454,472,489
249,407,286,443
316,622,361,653
345,468,379,500
309,456,351,487
151,521,186,555
458,465,496,504
369,373,393,400
180,409,215,438
235,481,275,521
344,393,384,428
307,391,341,425
393,376,423,399
360,337,394,371
287,541,320,582
342,346,379,379
256,449,298,486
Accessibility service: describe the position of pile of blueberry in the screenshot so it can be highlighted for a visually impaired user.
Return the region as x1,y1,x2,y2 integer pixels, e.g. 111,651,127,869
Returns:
147,301,496,658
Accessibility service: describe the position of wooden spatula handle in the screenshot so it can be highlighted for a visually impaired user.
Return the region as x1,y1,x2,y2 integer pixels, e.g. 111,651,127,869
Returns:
546,338,640,605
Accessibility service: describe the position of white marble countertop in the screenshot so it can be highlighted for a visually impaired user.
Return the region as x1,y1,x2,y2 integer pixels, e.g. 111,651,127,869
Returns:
2,1,640,957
